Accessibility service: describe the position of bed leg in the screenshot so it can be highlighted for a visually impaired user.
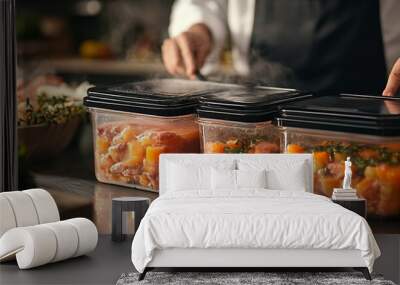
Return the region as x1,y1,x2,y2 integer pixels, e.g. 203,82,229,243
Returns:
354,267,371,280
362,268,372,280
138,268,148,281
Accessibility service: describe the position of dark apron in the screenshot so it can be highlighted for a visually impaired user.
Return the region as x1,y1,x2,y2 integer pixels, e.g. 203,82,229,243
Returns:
250,0,386,94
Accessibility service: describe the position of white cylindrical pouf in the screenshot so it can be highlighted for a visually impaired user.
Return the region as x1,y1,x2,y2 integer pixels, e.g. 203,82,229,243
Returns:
65,218,98,257
1,192,39,227
42,221,79,262
0,218,98,269
0,226,57,269
0,196,17,237
23,189,60,224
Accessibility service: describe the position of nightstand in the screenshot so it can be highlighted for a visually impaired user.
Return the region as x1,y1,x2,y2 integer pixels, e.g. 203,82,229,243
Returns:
112,197,150,242
332,198,367,218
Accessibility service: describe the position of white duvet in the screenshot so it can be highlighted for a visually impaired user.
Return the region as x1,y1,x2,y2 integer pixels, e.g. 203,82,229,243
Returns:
131,190,380,273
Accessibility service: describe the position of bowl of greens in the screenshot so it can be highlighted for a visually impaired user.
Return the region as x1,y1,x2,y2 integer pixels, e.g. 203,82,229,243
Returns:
17,76,91,160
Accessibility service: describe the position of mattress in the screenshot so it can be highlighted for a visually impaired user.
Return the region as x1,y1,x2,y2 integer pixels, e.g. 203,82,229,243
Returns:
131,190,380,273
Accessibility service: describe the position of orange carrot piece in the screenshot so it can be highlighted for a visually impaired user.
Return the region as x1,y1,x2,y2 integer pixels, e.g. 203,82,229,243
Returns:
314,151,330,169
287,144,305,153
205,142,225,153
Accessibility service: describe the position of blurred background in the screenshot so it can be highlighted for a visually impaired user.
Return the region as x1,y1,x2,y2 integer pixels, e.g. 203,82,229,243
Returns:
17,0,173,85
16,0,236,188
16,0,176,192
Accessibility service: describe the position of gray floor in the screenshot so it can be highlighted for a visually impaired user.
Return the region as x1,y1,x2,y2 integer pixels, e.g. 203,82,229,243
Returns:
2,235,399,285
0,235,134,285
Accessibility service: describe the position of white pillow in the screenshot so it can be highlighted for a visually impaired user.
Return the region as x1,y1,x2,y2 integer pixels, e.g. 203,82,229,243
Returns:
211,168,237,190
166,160,236,192
266,164,306,191
238,159,307,191
211,169,267,191
167,162,211,191
236,169,267,189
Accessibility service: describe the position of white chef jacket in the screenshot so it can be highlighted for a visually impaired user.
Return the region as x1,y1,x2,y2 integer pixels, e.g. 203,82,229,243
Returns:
169,0,399,76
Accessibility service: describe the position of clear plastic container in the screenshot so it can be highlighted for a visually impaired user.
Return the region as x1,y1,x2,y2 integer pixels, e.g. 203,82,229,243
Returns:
84,79,235,192
198,87,312,154
278,94,400,217
90,108,199,192
281,128,400,217
199,118,279,153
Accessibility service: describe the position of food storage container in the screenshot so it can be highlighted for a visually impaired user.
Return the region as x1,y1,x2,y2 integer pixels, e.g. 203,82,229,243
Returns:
278,94,400,217
84,79,235,192
198,87,312,153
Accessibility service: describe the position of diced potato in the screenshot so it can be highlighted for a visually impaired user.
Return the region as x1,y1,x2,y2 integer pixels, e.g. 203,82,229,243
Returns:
126,140,145,166
140,136,153,147
122,127,136,142
96,137,110,154
146,146,165,165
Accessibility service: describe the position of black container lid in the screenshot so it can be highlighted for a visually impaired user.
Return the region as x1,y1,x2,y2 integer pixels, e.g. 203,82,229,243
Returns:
278,94,400,136
84,79,238,117
198,87,312,123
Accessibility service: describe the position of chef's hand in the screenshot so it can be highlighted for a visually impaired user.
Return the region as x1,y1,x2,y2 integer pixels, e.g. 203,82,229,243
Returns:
383,58,400,96
162,23,212,79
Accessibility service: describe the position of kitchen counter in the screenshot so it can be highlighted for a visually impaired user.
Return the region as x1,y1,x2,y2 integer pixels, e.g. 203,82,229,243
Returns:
41,58,236,76
38,58,237,85
42,58,169,76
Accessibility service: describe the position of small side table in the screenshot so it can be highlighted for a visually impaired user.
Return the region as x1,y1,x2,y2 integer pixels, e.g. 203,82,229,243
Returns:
112,197,150,242
332,198,367,218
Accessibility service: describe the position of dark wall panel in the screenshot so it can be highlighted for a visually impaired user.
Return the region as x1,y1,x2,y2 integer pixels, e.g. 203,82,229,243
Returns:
0,0,18,191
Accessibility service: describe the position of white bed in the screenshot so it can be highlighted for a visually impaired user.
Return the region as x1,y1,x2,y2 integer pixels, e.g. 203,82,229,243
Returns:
131,154,380,280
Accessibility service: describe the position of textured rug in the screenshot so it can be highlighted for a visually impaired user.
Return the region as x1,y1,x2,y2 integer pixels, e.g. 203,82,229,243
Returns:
116,271,396,285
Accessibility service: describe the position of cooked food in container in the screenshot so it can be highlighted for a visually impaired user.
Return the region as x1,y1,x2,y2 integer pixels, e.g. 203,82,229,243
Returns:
278,94,400,217
84,79,235,192
198,87,312,153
